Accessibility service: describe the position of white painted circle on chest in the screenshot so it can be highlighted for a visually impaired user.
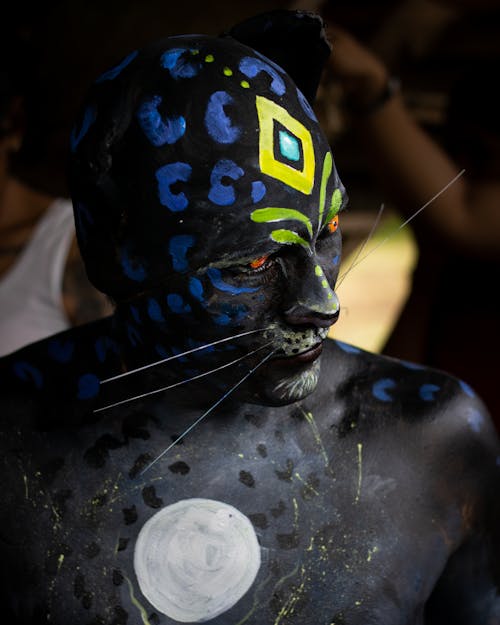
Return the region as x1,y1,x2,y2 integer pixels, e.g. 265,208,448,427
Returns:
134,498,261,623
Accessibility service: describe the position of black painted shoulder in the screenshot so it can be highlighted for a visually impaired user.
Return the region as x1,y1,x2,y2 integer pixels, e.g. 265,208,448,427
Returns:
0,317,118,428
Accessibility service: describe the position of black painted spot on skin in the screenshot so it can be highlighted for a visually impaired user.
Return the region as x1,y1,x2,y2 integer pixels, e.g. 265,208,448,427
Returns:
74,572,85,599
53,489,72,519
271,500,286,517
290,408,305,421
257,443,267,458
117,537,129,551
111,605,129,625
84,434,123,468
128,453,153,478
169,460,190,475
249,513,268,529
239,470,255,488
38,457,65,484
84,542,100,558
112,569,124,586
276,531,299,549
301,473,320,500
122,411,151,441
123,504,138,525
245,412,268,428
149,614,160,625
170,433,185,445
275,459,294,481
274,429,284,442
142,485,164,509
82,593,93,610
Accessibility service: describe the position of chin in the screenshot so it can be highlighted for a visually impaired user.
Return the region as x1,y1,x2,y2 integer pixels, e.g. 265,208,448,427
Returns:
247,359,321,406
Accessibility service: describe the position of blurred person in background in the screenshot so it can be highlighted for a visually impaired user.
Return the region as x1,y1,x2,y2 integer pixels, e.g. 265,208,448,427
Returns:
320,7,500,426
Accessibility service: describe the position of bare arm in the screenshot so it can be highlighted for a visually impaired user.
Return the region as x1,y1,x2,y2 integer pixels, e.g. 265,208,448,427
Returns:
328,27,500,258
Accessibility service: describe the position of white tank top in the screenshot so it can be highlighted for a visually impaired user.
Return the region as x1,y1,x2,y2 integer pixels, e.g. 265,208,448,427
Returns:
0,199,75,356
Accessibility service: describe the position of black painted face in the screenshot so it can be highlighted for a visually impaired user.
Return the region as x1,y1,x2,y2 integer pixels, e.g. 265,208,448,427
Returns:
71,34,346,405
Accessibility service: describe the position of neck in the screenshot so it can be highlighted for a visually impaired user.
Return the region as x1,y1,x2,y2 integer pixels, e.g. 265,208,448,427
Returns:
0,176,55,229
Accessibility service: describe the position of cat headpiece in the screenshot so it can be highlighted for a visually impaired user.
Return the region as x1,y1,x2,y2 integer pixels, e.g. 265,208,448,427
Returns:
70,10,344,301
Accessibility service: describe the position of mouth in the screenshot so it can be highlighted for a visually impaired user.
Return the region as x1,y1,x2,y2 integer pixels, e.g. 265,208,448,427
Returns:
272,340,324,367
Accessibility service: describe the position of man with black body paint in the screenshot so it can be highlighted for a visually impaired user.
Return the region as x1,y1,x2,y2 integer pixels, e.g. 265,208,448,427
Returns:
0,11,499,625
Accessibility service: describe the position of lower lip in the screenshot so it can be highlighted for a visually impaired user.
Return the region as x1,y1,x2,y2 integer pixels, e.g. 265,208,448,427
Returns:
272,342,323,367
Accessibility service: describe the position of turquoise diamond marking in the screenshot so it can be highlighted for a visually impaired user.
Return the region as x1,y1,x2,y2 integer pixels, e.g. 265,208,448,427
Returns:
279,130,300,162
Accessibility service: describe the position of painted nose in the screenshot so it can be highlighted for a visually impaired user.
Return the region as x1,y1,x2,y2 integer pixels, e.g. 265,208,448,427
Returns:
283,263,340,328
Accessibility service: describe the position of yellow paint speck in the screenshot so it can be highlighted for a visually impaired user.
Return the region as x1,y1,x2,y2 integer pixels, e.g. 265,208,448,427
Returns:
241,80,250,88
205,54,214,63
223,67,233,76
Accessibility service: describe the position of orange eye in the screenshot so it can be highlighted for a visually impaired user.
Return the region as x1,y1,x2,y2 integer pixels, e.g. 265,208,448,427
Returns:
328,216,339,233
249,255,269,269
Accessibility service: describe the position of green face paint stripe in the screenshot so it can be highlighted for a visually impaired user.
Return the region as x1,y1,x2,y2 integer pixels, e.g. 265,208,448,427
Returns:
251,207,313,238
325,188,342,224
318,151,333,230
270,229,311,251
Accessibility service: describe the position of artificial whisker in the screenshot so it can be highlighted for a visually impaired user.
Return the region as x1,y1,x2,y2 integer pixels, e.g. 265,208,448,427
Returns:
100,327,269,384
336,169,465,287
94,342,274,414
336,203,385,289
139,348,277,476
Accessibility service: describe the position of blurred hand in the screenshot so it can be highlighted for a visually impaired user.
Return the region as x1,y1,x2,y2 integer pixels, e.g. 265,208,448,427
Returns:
327,27,389,108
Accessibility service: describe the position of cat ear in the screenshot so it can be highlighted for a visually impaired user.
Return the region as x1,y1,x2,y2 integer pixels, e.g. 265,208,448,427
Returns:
222,10,331,105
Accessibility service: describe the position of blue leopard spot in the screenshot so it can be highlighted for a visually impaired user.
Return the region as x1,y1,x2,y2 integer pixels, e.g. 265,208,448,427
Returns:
239,57,285,96
13,361,43,389
207,267,259,295
332,255,340,266
251,181,266,203
336,341,361,354
121,247,146,282
219,303,249,324
129,305,141,325
167,293,192,314
372,378,396,402
189,277,205,303
169,235,195,272
77,373,100,400
213,314,232,326
459,380,475,398
171,345,188,363
161,48,201,79
148,298,165,322
73,201,94,245
467,409,484,433
419,384,440,402
155,344,169,358
127,323,142,347
137,95,186,146
205,91,241,144
297,88,317,121
48,338,75,363
96,50,138,82
70,105,97,152
156,162,192,212
401,360,424,370
187,337,214,354
95,336,119,363
208,159,244,206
